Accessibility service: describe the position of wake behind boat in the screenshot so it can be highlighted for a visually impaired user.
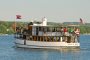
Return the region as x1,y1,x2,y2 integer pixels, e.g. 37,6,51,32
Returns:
14,17,80,49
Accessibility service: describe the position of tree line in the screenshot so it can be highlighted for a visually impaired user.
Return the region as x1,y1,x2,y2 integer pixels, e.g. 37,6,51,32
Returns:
0,21,90,34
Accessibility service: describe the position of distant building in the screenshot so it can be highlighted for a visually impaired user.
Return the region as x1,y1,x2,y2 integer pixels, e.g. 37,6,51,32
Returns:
63,22,80,25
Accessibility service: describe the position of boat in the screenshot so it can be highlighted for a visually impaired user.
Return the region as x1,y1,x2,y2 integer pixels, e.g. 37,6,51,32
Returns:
14,17,80,49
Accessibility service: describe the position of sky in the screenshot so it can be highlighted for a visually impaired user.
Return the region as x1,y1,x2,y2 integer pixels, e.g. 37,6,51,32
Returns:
0,0,90,23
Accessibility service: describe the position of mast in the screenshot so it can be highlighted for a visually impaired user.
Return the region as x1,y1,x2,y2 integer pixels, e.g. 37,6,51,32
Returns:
15,15,21,32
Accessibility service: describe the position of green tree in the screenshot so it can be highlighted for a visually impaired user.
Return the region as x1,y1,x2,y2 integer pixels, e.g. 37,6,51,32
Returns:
0,24,7,34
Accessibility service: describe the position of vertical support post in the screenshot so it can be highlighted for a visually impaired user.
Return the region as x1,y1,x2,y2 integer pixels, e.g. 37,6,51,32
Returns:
60,37,63,42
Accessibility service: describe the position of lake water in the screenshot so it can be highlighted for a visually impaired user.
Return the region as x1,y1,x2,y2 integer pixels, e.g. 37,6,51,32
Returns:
0,35,90,60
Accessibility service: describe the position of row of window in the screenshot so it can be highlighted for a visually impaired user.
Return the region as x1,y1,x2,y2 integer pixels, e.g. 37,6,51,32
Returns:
32,26,64,32
15,34,79,43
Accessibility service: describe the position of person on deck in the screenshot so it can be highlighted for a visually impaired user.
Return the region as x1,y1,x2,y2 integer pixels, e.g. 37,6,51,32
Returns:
60,27,64,36
63,27,68,42
74,28,80,36
63,27,68,36
74,28,80,42
68,27,74,36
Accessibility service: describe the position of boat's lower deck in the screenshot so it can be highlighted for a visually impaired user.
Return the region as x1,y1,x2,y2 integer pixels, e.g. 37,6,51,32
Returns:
15,39,80,49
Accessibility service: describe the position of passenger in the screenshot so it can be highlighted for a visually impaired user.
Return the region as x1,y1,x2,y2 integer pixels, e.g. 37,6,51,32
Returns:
60,27,64,36
22,27,28,39
63,27,68,36
43,32,47,36
63,27,68,42
68,27,74,36
74,28,80,36
74,28,80,42
16,27,21,34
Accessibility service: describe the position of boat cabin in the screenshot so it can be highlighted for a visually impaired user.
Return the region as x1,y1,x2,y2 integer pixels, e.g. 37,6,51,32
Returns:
15,23,80,43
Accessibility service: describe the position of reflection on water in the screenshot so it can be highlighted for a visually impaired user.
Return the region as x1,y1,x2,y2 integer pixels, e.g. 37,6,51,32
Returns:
13,47,81,60
14,47,80,52
0,35,90,60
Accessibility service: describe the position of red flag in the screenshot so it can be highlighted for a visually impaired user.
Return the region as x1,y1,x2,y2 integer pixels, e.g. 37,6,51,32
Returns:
16,15,21,19
80,18,83,24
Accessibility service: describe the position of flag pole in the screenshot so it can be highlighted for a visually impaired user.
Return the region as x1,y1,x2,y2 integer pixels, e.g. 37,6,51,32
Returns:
15,15,18,32
15,15,21,32
14,19,16,32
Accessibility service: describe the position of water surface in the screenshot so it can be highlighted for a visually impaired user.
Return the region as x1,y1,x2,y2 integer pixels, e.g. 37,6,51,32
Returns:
0,35,90,60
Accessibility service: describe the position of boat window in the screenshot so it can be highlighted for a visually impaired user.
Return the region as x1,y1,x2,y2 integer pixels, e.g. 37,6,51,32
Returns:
36,27,39,35
52,27,58,32
52,27,55,32
57,27,60,32
43,27,47,32
46,27,52,32
39,27,42,31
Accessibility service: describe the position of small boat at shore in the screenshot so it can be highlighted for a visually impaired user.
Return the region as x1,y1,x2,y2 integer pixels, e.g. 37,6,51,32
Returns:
14,17,80,49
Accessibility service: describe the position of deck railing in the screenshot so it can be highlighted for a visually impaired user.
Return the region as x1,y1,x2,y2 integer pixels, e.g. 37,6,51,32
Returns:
15,33,79,43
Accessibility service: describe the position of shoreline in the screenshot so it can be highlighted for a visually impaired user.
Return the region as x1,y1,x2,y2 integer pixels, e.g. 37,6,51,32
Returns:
0,33,90,36
81,33,90,35
0,34,14,36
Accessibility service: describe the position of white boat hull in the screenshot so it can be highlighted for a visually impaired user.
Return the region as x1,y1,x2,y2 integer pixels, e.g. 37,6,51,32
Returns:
15,39,80,49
